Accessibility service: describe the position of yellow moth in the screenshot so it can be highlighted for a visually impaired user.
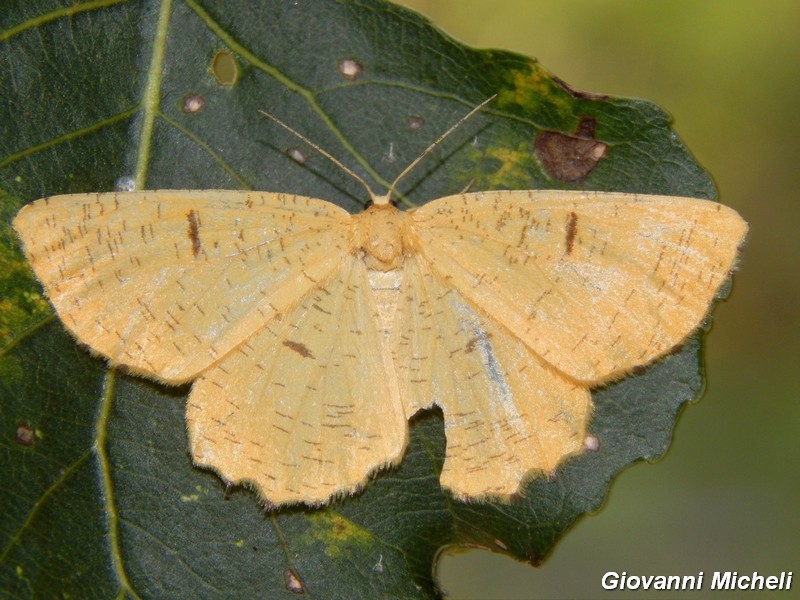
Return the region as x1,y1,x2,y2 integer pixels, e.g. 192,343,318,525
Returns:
13,101,747,507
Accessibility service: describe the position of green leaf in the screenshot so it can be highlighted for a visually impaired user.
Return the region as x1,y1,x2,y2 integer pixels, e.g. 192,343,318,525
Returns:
0,1,717,597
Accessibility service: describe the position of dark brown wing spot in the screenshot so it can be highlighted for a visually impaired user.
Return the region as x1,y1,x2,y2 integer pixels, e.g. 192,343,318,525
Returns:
565,212,578,255
283,340,314,359
464,337,479,354
187,210,202,258
464,335,491,353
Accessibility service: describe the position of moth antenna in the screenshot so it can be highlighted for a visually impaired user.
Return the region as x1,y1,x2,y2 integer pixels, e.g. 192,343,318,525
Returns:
260,95,495,208
258,110,379,203
385,95,497,204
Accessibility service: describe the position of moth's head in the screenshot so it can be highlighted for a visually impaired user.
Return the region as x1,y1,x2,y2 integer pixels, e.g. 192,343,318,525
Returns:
350,203,414,271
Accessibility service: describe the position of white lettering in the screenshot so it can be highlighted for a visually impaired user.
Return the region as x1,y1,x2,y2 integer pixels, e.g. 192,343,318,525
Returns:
712,571,733,589
711,571,792,590
601,572,619,590
657,575,675,590
603,570,790,592
693,572,705,589
751,572,766,589
680,573,703,590
605,572,706,590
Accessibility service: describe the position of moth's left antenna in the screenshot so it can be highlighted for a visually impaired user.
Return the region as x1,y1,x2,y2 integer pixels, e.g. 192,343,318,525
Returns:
258,110,380,203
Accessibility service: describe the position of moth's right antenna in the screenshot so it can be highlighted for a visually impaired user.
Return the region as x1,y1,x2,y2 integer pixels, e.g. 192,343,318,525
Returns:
383,95,496,206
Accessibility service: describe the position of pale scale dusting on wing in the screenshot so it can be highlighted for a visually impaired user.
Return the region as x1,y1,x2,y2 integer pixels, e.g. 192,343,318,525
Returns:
374,257,590,499
12,191,350,383
413,190,748,383
187,255,408,506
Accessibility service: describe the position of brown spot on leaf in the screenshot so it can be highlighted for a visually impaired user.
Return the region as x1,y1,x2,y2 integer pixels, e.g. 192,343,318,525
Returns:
283,340,314,359
551,74,609,100
574,116,597,138
534,116,608,183
187,210,201,258
565,212,578,255
528,548,543,567
15,422,36,446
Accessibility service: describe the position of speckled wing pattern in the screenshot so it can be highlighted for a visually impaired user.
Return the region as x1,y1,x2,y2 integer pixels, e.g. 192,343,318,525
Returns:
187,254,408,506
413,190,747,383
13,191,350,383
374,257,591,500
13,188,747,506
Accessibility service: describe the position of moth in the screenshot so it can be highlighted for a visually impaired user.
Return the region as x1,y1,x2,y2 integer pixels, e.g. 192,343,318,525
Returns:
13,101,747,507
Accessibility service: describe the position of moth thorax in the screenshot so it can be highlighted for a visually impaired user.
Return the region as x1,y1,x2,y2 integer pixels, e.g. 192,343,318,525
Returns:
351,204,413,271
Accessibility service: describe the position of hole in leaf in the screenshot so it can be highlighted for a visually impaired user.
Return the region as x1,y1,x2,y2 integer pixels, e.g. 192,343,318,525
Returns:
212,50,239,86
